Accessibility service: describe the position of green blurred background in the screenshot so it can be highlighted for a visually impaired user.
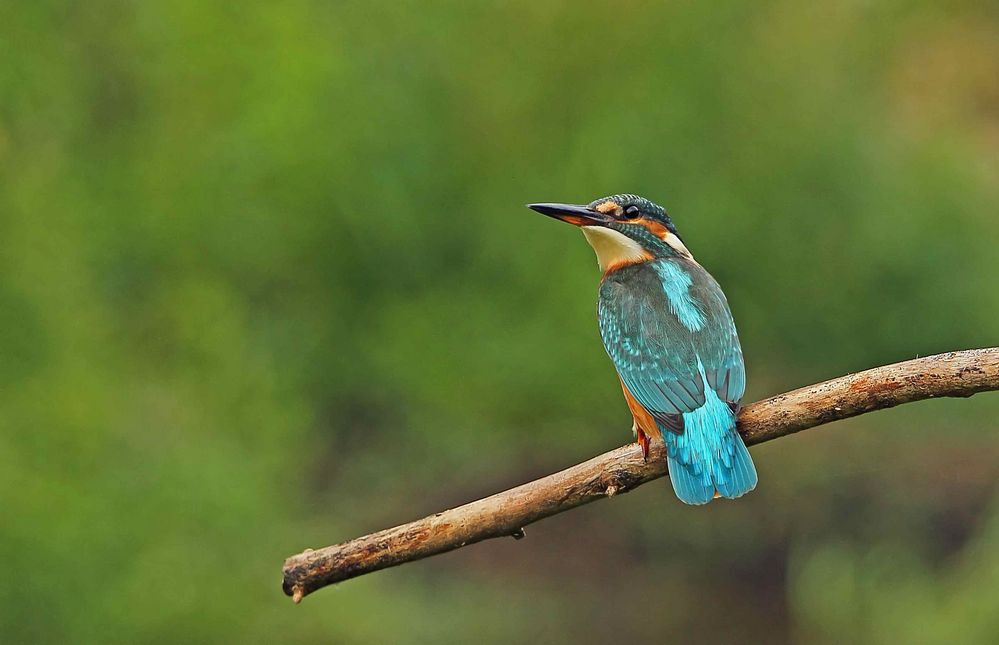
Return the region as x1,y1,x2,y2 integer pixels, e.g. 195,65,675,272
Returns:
2,1,998,643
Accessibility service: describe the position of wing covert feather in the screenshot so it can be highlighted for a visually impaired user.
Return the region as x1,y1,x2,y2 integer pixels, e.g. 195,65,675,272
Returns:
598,259,745,426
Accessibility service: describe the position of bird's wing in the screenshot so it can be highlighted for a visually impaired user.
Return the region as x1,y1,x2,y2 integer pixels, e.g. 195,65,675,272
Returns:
598,259,745,431
689,267,746,406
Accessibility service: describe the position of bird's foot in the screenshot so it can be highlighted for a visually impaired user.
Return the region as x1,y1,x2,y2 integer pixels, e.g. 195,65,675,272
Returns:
636,428,651,462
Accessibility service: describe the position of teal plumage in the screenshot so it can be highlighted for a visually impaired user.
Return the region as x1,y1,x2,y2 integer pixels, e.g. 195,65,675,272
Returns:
599,257,757,504
529,194,758,505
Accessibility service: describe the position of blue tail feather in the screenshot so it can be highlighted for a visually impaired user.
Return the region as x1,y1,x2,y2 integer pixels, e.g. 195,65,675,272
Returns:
663,387,757,505
713,430,757,499
667,451,716,505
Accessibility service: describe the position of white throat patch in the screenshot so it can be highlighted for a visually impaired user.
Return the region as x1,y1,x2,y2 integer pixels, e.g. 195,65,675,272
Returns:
664,232,693,259
580,226,649,272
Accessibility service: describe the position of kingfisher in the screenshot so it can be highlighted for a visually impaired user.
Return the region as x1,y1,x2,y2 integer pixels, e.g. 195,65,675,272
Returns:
529,194,757,505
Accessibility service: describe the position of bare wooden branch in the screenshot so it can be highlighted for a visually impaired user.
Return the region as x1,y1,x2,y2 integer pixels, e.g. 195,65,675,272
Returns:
283,348,999,602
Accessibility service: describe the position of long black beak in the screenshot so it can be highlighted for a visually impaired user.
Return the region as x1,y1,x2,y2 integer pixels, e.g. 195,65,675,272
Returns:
527,202,611,227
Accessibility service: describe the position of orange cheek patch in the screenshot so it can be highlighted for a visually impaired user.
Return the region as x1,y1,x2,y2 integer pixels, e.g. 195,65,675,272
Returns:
634,218,672,241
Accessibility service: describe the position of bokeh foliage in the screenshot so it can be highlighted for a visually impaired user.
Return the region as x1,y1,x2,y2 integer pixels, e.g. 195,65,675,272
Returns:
2,1,997,643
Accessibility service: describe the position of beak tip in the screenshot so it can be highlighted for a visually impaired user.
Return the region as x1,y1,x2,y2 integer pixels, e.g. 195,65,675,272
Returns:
526,202,567,217
526,201,606,226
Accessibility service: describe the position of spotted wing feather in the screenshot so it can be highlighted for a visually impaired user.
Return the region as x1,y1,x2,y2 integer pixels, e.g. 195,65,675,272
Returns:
597,258,745,429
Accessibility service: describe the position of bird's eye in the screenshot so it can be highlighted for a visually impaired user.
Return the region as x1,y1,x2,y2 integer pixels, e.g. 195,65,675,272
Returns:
624,205,641,218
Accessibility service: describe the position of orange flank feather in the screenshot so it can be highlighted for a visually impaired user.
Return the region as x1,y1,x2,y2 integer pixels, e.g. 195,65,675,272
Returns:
619,378,662,460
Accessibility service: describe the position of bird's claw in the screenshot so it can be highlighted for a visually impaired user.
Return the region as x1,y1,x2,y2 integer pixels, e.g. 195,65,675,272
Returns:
636,428,651,462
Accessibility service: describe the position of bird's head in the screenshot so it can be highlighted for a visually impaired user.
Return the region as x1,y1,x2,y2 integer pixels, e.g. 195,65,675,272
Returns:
528,194,691,273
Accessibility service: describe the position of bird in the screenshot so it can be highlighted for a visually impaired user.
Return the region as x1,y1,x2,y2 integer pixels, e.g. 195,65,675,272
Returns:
528,194,757,505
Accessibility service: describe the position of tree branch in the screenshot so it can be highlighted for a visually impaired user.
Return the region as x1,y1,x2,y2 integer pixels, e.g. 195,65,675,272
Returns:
282,347,999,602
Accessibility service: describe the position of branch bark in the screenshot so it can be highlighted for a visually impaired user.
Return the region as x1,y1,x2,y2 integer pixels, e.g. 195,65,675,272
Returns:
283,347,999,602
